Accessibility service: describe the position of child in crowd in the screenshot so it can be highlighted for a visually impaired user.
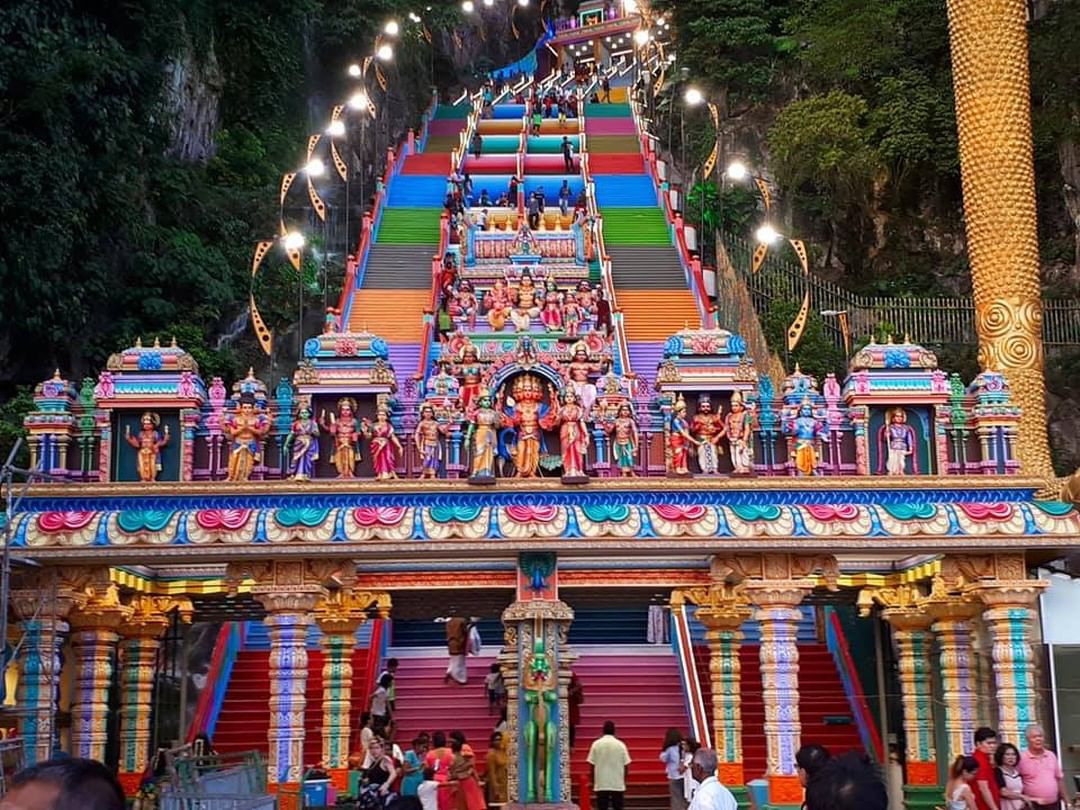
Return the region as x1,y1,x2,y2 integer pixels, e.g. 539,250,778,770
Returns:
417,767,439,810
484,662,506,713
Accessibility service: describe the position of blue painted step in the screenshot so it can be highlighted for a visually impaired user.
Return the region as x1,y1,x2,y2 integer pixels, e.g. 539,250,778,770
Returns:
387,176,449,208
594,175,661,208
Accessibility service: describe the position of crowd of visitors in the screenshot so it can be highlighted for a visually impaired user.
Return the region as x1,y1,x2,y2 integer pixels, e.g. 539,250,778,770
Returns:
948,725,1068,810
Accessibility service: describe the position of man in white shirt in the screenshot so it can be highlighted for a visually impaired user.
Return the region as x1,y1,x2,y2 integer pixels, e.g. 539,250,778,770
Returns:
587,720,632,810
687,749,738,810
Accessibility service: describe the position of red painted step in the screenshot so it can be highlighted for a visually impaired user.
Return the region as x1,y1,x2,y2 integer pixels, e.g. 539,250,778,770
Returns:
587,154,646,174
693,643,866,782
214,648,370,759
403,153,453,175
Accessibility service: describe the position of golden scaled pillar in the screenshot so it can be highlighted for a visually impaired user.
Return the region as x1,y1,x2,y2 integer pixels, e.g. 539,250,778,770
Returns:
945,0,1052,478
858,584,940,810
230,560,341,796
10,575,87,766
69,584,133,763
314,591,390,791
501,553,577,806
117,596,193,795
675,585,752,788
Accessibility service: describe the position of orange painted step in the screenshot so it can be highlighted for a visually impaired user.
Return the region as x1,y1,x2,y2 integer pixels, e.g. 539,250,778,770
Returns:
348,289,431,340
617,290,700,340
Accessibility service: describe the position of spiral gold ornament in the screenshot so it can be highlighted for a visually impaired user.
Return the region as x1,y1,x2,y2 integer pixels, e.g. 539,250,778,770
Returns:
945,0,1053,478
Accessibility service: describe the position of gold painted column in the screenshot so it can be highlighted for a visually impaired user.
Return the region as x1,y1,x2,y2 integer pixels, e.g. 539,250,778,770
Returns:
69,585,133,763
314,591,390,791
945,0,1052,478
10,579,86,766
973,580,1047,747
744,580,814,808
117,597,193,795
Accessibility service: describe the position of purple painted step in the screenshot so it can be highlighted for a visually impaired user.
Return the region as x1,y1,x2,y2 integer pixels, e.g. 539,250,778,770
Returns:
628,341,666,387
388,342,423,379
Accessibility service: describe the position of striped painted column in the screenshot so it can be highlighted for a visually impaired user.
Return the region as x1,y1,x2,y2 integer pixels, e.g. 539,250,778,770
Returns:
930,602,981,761
315,615,364,791
70,626,122,762
117,634,164,793
260,601,318,792
13,617,69,766
745,582,813,808
696,604,751,787
976,583,1046,748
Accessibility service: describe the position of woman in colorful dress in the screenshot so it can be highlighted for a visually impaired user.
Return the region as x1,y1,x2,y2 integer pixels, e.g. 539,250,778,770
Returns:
425,731,455,810
448,738,486,810
285,404,320,480
363,407,403,481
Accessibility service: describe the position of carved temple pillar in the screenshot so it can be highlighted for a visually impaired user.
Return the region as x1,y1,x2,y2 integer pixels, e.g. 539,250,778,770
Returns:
744,579,815,808
944,0,1053,478
884,608,940,810
117,596,193,795
10,578,86,766
973,580,1047,748
501,553,576,806
69,585,133,763
929,600,981,762
314,591,391,790
231,561,340,794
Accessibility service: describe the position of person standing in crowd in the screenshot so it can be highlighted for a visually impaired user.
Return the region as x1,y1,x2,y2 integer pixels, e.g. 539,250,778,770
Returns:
425,731,455,810
804,752,887,810
449,737,486,810
559,180,573,215
681,738,701,805
484,662,506,714
527,193,541,230
370,673,393,729
947,756,980,810
471,131,483,159
378,658,400,715
445,617,469,685
358,739,399,810
796,743,830,795
971,727,1001,810
1,759,125,810
485,731,508,806
686,748,737,810
418,767,440,810
1019,725,1069,810
587,720,632,810
402,736,429,799
659,728,687,810
995,742,1036,810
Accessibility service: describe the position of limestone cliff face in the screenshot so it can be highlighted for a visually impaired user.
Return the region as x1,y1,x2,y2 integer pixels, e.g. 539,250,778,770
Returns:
162,21,223,162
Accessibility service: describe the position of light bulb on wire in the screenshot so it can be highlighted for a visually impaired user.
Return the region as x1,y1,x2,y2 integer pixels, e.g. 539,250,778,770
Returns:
377,43,393,60
462,0,475,12
348,91,369,110
304,158,326,177
348,63,362,78
384,20,400,35
283,232,306,251
326,120,346,137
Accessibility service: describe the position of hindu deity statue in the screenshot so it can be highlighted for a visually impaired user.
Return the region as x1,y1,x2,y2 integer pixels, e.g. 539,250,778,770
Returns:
575,281,596,323
450,281,479,329
284,403,320,481
413,404,448,479
562,291,582,339
786,398,825,476
429,360,461,400
879,407,917,475
223,394,270,482
724,392,755,476
510,270,542,332
567,342,600,416
321,398,361,479
522,638,558,803
549,387,590,482
484,277,513,331
362,406,403,481
667,394,697,477
540,280,563,332
501,374,549,478
604,403,639,476
691,395,726,475
465,390,500,482
125,412,169,482
454,344,483,410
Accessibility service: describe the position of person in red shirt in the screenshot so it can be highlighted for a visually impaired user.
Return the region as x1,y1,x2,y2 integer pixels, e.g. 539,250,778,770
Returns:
972,727,1001,810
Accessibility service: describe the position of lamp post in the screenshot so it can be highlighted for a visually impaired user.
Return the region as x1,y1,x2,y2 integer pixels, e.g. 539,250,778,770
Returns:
282,231,307,359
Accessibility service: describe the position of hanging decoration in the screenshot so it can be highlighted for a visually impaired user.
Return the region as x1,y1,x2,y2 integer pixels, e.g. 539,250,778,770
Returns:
249,241,275,355
786,239,811,352
330,105,348,182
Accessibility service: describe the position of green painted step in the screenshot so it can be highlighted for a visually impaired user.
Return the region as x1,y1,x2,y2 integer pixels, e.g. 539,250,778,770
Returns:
434,104,471,120
585,103,632,118
377,208,442,244
586,135,641,153
588,258,601,284
600,208,671,246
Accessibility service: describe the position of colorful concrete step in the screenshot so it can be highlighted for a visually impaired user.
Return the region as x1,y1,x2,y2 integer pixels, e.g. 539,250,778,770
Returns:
594,175,657,207
584,102,633,118
387,176,448,207
348,290,431,340
403,153,453,175
618,290,700,340
584,135,641,153
600,208,671,245
376,208,443,244
587,153,645,174
433,104,471,120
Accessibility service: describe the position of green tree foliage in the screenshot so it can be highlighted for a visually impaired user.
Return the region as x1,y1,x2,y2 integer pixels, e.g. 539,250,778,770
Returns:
760,299,845,381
